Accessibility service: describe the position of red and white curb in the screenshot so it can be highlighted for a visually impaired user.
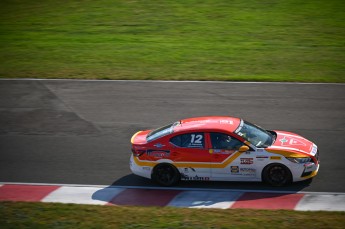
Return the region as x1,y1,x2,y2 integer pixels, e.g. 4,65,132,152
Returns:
0,183,344,211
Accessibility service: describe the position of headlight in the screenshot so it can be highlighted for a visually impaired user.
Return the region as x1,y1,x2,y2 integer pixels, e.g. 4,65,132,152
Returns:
286,157,311,164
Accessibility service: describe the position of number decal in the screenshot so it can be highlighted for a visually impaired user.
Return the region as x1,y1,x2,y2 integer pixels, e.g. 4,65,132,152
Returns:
195,134,203,144
191,134,195,143
191,134,203,144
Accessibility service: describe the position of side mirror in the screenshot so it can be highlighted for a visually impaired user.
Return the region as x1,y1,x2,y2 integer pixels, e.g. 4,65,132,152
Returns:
238,145,250,152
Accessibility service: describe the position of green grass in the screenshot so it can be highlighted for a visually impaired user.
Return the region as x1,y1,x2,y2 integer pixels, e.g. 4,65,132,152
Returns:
0,0,344,82
1,202,345,229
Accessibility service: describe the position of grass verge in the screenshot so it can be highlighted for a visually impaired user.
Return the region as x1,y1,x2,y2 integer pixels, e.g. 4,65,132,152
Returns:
1,202,345,229
0,0,344,82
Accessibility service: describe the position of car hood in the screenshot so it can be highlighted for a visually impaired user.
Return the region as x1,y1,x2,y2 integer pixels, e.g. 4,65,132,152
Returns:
267,130,317,156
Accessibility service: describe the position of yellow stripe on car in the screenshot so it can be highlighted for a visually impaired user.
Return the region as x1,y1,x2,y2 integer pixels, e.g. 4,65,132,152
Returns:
266,149,309,158
133,156,157,167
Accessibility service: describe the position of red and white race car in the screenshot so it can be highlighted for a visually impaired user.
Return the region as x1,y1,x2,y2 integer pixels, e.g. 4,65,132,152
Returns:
130,116,319,186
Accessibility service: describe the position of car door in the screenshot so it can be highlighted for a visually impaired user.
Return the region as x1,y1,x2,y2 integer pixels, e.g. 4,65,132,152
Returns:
209,132,255,180
169,132,212,181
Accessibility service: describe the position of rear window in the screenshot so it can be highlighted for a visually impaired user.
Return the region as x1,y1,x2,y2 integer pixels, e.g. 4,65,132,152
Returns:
146,122,177,142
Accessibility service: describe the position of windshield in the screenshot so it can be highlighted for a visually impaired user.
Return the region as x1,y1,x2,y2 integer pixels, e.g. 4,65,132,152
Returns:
146,122,178,142
234,120,274,148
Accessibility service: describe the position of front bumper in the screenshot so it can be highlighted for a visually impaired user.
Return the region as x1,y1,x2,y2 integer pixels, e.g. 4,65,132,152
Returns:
300,162,319,180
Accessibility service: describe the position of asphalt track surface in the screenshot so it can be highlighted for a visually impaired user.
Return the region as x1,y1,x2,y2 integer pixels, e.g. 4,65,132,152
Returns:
0,79,344,193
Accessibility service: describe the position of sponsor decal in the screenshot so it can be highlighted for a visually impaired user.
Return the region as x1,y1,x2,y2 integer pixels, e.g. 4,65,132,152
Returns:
311,145,318,155
256,155,268,161
240,158,253,164
153,143,165,148
147,150,170,158
224,150,235,154
280,137,288,144
211,149,234,155
280,136,306,146
240,168,256,176
183,167,196,173
142,167,151,171
231,166,256,176
220,120,234,125
270,156,281,160
256,155,268,158
181,174,210,181
231,166,239,174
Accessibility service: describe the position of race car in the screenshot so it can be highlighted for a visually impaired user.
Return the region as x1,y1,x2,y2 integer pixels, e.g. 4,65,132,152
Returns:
130,116,319,186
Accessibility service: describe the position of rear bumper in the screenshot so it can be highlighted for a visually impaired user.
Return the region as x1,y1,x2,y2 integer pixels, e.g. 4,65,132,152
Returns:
129,155,152,179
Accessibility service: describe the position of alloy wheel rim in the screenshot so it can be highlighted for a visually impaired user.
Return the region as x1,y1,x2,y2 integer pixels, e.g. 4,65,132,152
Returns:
269,166,287,184
157,167,173,184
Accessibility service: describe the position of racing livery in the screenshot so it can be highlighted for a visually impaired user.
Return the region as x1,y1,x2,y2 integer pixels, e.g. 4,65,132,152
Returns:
130,116,319,186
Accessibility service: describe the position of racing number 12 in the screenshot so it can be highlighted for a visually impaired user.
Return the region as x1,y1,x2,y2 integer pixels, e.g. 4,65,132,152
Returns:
191,134,202,144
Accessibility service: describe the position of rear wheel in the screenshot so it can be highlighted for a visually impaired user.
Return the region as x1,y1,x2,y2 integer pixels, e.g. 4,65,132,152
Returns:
262,163,292,186
152,163,180,186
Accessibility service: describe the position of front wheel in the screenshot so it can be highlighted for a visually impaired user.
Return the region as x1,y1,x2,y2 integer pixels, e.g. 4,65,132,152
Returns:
152,163,180,186
262,163,292,186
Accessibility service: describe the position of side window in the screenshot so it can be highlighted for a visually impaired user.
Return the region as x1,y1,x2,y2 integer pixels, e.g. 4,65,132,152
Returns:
170,133,205,149
210,133,243,150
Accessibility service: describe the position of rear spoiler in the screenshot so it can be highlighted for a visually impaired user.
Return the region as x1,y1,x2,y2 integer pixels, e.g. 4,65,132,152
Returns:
131,130,150,144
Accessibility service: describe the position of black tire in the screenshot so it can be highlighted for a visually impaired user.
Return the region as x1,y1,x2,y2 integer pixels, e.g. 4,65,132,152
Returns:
262,163,292,187
152,163,180,186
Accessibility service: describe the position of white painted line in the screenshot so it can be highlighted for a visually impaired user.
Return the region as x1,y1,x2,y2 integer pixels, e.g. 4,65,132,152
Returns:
168,191,243,209
42,186,124,205
295,194,345,211
0,78,344,85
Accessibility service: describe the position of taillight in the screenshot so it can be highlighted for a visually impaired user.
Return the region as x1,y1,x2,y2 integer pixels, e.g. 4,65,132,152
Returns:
132,148,145,157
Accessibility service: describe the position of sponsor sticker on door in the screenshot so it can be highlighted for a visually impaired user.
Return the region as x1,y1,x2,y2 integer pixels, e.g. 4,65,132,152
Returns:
240,158,253,164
